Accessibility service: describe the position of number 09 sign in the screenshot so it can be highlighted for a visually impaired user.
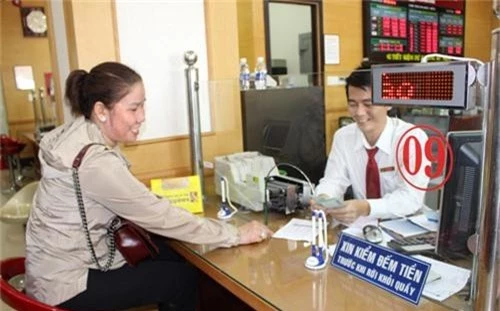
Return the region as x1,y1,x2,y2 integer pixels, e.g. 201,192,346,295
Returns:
396,125,453,191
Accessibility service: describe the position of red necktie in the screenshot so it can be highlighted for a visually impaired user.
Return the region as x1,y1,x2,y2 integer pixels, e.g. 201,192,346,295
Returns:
366,147,381,199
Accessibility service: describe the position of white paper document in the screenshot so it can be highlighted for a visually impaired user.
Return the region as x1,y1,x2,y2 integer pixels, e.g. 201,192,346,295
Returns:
414,255,471,302
324,34,340,64
14,66,35,90
349,216,378,230
273,218,316,242
379,218,429,237
408,214,438,232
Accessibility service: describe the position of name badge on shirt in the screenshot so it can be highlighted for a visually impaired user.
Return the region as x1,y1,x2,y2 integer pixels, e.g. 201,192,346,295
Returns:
380,166,395,173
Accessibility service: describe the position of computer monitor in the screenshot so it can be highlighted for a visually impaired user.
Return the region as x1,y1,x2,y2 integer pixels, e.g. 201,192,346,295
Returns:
437,130,483,260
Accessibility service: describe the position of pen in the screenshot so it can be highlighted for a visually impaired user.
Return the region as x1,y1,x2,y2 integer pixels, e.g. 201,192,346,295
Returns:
425,212,439,223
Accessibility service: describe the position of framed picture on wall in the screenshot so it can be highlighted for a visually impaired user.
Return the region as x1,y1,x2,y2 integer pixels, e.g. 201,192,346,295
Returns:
20,6,48,37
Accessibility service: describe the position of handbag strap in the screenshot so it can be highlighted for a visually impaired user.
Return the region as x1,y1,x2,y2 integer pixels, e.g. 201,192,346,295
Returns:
72,143,116,272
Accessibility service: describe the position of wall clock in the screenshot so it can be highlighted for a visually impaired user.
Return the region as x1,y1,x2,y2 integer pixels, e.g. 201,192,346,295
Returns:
20,7,47,37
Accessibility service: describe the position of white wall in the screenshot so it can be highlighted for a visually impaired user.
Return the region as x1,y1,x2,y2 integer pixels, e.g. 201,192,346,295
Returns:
269,3,311,75
115,0,211,140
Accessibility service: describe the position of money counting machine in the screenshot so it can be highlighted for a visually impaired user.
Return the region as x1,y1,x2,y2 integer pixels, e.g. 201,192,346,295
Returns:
214,152,314,214
214,152,278,212
265,174,314,215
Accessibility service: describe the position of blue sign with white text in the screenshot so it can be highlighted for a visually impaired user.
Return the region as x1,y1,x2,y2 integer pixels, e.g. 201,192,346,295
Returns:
331,233,431,305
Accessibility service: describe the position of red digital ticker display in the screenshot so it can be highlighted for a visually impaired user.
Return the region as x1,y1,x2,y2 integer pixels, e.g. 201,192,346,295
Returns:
363,0,465,62
435,0,465,11
381,71,454,100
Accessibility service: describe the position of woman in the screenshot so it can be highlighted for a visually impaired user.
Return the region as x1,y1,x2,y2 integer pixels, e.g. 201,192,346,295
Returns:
25,62,273,311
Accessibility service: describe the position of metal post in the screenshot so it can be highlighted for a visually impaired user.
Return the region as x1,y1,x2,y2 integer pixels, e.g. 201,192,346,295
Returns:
28,90,41,131
474,27,500,310
184,51,205,197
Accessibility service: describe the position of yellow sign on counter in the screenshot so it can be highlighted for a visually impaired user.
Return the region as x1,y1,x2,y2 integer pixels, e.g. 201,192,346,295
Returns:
150,175,203,214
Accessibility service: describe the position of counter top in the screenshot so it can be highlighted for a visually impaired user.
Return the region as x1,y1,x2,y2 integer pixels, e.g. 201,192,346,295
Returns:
169,192,468,310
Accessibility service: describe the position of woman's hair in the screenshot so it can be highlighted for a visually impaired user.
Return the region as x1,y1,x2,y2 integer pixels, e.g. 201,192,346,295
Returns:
65,62,142,118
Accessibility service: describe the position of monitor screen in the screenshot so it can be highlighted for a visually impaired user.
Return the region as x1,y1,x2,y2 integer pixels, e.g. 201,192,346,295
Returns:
241,87,326,184
437,130,482,260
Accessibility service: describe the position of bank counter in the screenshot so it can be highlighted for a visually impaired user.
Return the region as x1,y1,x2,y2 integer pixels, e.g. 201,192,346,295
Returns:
168,185,469,311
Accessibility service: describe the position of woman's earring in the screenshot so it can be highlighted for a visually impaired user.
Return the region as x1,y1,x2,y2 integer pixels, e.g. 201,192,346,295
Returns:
100,116,107,122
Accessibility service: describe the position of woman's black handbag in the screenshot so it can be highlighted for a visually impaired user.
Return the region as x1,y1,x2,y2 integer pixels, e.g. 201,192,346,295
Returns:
109,217,159,267
72,143,159,271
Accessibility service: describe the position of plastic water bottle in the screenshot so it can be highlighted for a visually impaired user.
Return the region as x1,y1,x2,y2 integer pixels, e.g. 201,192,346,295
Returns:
254,57,267,90
239,58,250,90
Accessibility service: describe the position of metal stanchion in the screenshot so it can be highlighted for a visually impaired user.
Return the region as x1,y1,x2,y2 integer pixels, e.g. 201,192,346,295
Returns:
184,51,205,198
473,27,500,310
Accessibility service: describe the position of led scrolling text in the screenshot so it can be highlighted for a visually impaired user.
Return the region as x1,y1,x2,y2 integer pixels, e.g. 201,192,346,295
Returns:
381,71,454,100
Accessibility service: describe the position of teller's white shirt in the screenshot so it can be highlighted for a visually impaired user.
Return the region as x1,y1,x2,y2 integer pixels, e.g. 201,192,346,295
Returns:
315,117,430,219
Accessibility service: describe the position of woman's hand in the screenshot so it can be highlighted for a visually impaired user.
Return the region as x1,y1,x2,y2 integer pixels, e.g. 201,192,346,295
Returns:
238,221,274,245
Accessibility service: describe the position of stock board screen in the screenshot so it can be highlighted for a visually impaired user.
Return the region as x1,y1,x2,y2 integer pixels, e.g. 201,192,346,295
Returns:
363,0,465,63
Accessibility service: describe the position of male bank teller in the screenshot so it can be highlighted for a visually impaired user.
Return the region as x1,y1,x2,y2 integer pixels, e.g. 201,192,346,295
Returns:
313,63,430,224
